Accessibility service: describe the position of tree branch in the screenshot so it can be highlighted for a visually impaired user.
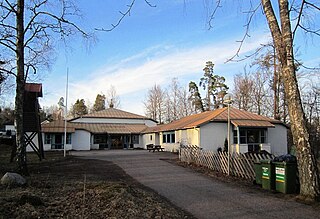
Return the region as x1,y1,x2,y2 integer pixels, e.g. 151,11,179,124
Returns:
292,0,305,38
226,2,261,62
0,40,16,52
35,11,89,38
305,1,320,11
207,0,222,30
96,0,156,32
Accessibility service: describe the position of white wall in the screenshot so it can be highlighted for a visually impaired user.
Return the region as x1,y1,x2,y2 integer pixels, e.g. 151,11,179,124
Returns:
268,124,288,155
143,133,156,148
5,125,15,131
132,135,144,148
72,130,91,150
27,133,72,152
144,120,157,127
200,122,228,151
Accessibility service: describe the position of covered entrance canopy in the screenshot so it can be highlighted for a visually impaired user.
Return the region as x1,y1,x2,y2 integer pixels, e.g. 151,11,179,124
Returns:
83,123,145,149
231,120,275,128
231,120,275,153
93,133,140,149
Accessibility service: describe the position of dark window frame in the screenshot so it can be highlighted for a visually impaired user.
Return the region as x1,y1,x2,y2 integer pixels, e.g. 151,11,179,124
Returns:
163,132,175,144
45,133,51,144
132,134,139,144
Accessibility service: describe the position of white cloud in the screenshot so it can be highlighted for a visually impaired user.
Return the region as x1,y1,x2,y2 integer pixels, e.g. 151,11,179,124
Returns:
41,32,270,115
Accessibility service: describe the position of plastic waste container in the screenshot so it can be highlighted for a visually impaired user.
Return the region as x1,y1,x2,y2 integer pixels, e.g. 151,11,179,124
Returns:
273,161,297,194
261,159,275,190
253,162,262,185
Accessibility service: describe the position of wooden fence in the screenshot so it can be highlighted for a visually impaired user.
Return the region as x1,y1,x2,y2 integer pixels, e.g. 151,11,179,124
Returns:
179,145,274,180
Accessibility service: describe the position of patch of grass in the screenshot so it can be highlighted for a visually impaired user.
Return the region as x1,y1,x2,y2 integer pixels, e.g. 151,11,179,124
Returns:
0,144,194,218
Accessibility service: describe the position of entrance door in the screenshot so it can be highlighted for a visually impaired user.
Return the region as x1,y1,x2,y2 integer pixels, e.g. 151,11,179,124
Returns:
247,130,260,152
54,134,63,149
110,135,123,149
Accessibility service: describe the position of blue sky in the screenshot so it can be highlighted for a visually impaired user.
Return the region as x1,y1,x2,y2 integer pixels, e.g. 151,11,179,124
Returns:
16,0,320,115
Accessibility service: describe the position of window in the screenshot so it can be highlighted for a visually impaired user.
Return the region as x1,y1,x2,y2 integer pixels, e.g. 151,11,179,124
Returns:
66,133,72,144
150,135,153,141
132,135,139,144
236,129,267,144
163,132,175,143
171,133,175,143
163,134,167,143
45,134,51,144
94,134,107,144
260,130,266,143
233,130,238,144
240,130,247,144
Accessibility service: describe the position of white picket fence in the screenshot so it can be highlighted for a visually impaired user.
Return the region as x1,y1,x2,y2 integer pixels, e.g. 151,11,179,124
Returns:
179,145,274,180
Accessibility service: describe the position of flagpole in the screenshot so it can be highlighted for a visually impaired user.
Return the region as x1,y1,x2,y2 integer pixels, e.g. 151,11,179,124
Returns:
64,68,69,157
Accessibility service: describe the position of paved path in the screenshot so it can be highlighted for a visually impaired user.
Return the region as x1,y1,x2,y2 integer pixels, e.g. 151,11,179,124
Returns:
72,150,319,219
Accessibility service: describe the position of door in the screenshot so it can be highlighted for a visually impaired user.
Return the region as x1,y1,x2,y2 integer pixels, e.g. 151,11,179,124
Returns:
54,134,63,149
110,135,123,149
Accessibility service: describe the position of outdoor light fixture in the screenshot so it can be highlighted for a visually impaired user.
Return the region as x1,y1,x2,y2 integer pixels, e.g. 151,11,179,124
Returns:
223,94,233,176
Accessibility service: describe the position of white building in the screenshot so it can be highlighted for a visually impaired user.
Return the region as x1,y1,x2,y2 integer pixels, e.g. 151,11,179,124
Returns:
38,107,157,151
38,106,288,155
143,107,288,155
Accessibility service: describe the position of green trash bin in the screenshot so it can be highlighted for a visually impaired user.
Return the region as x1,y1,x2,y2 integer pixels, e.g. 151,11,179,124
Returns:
261,159,275,190
274,161,297,194
254,162,262,185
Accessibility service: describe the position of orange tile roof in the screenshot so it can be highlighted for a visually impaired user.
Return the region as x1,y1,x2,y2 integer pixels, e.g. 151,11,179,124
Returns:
41,120,75,133
231,120,275,128
144,107,282,133
41,120,147,134
72,123,147,134
78,107,150,120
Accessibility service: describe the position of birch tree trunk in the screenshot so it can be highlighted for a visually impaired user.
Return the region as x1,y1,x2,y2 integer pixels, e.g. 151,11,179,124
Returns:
262,0,319,200
15,0,27,175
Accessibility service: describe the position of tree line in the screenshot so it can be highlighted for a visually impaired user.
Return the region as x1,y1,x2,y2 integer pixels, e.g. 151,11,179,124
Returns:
143,58,320,159
40,85,121,121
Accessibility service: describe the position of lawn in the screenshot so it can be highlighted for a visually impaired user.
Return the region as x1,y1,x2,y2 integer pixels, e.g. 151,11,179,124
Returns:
0,143,194,218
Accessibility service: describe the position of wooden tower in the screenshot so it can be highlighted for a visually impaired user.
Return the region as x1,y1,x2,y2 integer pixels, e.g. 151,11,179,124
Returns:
23,83,44,159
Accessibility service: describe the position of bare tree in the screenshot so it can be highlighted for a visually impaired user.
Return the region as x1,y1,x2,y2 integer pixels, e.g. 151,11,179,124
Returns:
300,73,320,158
178,87,194,118
144,84,166,124
232,71,254,111
0,0,90,174
168,78,180,121
206,0,320,200
106,85,121,108
251,70,271,116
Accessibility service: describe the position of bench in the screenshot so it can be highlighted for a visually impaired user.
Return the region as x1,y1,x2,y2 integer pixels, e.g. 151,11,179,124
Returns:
146,144,165,152
146,144,154,152
152,145,165,152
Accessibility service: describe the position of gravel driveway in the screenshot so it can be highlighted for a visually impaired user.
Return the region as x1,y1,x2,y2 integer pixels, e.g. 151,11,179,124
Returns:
72,150,319,219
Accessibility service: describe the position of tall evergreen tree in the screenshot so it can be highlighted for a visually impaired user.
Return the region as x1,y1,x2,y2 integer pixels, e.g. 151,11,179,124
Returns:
200,61,229,110
70,99,88,118
188,81,204,113
92,94,106,112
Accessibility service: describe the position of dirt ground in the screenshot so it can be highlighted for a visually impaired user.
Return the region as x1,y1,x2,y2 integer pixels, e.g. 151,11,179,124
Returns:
0,144,194,219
